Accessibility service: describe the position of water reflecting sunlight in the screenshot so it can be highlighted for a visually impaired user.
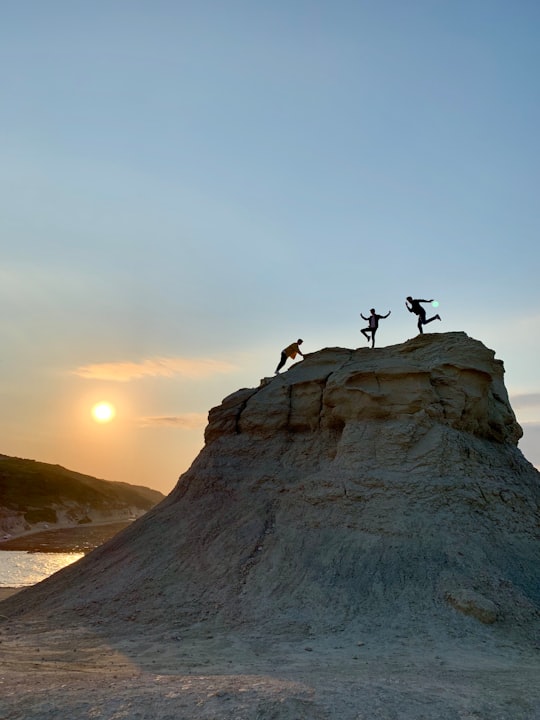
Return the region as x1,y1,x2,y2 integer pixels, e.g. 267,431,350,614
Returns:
0,551,84,587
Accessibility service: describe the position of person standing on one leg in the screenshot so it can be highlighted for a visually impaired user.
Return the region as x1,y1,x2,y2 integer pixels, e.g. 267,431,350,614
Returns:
275,339,304,374
405,297,441,334
360,308,391,348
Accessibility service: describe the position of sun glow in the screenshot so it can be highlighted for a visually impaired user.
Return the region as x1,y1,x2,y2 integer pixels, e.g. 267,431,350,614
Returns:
91,401,116,423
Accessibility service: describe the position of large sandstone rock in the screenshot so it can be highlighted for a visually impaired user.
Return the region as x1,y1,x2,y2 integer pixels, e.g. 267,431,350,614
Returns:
3,333,539,646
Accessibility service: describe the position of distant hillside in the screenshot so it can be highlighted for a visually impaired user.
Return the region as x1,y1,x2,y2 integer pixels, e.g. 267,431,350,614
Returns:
0,454,165,537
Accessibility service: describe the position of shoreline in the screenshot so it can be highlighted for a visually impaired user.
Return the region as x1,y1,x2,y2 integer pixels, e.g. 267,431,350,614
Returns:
0,587,22,601
0,519,133,553
1,515,137,541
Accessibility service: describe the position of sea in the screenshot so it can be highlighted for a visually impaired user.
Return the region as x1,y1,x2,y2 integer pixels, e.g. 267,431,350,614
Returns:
0,551,84,588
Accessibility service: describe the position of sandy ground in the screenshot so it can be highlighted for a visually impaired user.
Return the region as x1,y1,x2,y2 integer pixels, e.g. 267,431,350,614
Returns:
1,600,539,720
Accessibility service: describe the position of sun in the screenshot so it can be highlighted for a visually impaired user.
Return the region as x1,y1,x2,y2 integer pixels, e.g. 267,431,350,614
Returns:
91,401,116,423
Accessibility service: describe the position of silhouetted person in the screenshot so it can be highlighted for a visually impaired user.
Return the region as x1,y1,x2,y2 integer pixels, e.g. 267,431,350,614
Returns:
405,296,441,334
360,308,391,348
275,339,304,374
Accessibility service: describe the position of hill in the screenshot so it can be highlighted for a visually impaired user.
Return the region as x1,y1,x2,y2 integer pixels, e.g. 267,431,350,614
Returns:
0,332,539,719
0,455,164,539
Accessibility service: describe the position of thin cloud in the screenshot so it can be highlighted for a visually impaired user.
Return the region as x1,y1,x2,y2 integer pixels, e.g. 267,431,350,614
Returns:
138,413,207,429
510,393,540,410
73,356,236,382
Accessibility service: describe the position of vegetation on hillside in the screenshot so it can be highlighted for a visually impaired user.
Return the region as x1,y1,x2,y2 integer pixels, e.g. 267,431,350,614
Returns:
0,454,164,517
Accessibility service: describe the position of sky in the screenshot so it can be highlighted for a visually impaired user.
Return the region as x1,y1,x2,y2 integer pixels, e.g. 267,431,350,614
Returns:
1,1,539,495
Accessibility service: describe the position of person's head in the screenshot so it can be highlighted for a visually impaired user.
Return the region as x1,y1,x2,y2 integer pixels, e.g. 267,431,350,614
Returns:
370,308,375,314
406,296,413,302
297,338,303,345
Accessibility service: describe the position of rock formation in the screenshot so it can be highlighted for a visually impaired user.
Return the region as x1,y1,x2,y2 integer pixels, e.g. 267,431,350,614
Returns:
3,332,538,644
2,331,540,719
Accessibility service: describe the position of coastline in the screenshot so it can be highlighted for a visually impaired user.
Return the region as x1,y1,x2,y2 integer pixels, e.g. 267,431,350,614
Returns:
0,521,135,598
0,519,133,553
0,587,21,601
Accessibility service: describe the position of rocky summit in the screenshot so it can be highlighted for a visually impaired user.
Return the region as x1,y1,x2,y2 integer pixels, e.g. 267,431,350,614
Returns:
4,332,539,642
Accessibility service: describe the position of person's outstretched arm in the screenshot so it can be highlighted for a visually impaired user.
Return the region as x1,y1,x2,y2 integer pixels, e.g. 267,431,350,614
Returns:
360,313,368,320
383,310,391,318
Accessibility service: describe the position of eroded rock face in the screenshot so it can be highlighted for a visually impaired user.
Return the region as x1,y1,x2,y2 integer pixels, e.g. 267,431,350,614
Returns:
190,333,529,528
205,332,521,447
4,333,539,645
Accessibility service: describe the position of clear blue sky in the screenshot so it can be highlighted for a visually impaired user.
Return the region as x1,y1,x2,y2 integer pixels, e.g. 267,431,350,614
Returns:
1,1,539,493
